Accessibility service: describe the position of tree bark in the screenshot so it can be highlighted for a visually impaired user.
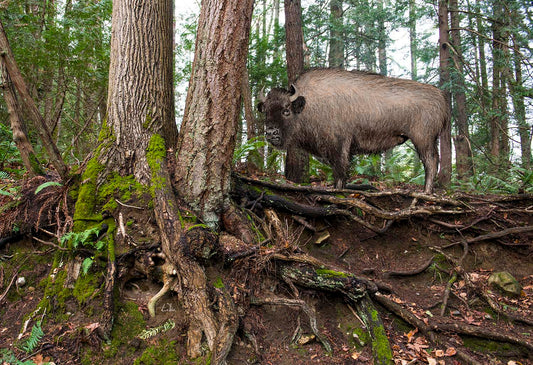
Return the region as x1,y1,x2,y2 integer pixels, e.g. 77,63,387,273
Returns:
175,0,254,227
105,0,177,184
450,0,473,180
0,20,69,180
0,63,44,176
284,0,309,184
437,0,452,188
409,0,417,80
490,0,510,172
328,0,344,69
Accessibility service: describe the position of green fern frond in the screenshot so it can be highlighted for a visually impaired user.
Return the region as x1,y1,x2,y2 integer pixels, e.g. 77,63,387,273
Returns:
21,320,44,353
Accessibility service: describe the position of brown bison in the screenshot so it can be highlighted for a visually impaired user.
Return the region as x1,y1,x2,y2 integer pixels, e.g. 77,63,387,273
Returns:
257,68,450,193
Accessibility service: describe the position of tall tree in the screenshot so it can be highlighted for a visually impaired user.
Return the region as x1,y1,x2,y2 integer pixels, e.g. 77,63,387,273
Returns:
174,0,254,360
0,64,44,176
490,0,510,171
437,0,452,187
104,0,177,183
509,5,532,171
175,0,254,227
449,0,473,179
328,0,344,68
409,0,418,80
0,20,69,179
284,0,309,183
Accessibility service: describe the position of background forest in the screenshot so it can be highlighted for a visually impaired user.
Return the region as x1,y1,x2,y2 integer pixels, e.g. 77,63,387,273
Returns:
1,0,532,192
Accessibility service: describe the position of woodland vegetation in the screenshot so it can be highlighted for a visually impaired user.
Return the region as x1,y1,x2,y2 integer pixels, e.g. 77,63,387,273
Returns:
0,1,532,364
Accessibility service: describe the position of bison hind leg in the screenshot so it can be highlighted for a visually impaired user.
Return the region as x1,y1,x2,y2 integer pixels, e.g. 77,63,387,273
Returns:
416,142,439,194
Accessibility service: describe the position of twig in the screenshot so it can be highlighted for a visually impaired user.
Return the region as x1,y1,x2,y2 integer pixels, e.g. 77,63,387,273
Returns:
115,199,144,210
32,236,68,251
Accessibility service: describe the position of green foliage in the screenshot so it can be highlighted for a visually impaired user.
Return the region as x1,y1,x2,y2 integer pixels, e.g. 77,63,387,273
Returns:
137,319,176,340
34,181,63,195
60,226,106,274
233,136,267,164
0,124,23,177
20,320,44,354
0,349,35,365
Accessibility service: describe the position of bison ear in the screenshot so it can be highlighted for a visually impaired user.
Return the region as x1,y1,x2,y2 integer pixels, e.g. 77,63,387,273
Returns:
291,96,306,114
257,102,265,113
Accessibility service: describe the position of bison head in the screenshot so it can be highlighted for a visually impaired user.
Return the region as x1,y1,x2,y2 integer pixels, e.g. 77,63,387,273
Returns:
257,85,306,148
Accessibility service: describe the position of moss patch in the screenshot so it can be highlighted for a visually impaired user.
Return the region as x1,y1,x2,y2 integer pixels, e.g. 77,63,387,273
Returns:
103,301,147,359
133,339,181,365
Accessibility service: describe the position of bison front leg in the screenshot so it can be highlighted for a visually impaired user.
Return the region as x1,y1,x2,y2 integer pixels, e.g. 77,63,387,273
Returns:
418,142,439,194
332,139,352,189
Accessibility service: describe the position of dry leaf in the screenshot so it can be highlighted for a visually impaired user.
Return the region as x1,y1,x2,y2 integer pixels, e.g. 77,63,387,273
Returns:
406,328,418,343
445,347,457,356
427,357,437,365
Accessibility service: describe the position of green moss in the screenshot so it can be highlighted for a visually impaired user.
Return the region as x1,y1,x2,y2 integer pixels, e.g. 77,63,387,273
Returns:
73,156,105,231
315,268,349,278
370,323,394,364
72,272,98,305
98,173,146,212
461,336,528,357
213,277,225,289
133,339,181,365
146,134,167,195
103,301,147,358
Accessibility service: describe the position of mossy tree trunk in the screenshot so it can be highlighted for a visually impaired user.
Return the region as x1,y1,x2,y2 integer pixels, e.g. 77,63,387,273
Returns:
0,20,68,180
0,63,44,177
104,0,177,183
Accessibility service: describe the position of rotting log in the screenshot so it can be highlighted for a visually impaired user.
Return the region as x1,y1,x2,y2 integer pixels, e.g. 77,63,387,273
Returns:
276,262,393,365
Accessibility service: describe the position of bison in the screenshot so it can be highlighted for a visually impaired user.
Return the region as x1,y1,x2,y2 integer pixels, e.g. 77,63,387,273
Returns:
257,68,450,193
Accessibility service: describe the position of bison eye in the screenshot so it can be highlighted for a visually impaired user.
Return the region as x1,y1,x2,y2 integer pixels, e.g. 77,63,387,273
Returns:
282,109,290,117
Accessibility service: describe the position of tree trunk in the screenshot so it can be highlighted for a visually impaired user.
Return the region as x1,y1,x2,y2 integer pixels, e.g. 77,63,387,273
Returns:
175,0,254,227
409,0,417,80
450,0,473,180
284,0,309,184
328,0,344,69
105,0,176,185
510,35,531,171
490,0,510,172
0,20,69,180
0,63,44,176
377,0,387,76
437,0,452,188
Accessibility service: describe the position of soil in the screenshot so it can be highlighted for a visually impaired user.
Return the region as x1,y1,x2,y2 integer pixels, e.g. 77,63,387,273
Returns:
0,175,532,365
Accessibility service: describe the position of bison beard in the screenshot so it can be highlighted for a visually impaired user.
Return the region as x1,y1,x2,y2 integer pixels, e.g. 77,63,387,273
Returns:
257,68,450,193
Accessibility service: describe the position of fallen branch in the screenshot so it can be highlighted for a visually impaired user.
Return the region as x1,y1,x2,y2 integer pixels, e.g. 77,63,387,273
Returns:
316,195,467,220
445,225,533,247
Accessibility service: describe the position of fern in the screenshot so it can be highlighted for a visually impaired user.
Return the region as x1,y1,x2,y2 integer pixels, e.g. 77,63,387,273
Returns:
60,226,106,274
34,181,63,195
138,319,176,340
21,320,44,353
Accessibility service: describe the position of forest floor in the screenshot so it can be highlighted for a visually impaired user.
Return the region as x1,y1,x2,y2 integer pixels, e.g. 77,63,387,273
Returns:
0,173,532,365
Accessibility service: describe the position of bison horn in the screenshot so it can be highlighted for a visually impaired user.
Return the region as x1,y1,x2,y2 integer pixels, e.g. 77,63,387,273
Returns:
289,84,299,102
258,86,266,103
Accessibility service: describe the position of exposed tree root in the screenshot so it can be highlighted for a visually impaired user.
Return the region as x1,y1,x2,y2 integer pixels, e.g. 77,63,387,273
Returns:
275,261,393,364
251,295,332,353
